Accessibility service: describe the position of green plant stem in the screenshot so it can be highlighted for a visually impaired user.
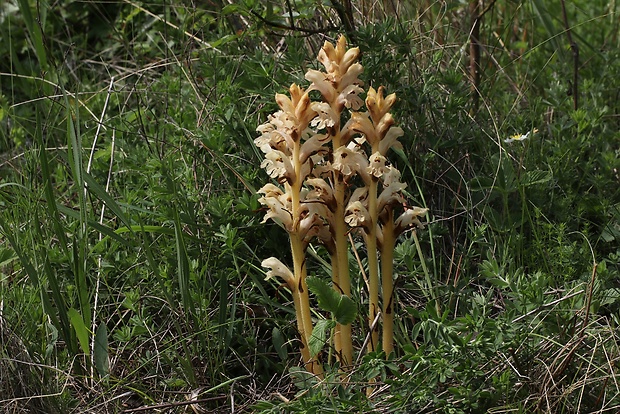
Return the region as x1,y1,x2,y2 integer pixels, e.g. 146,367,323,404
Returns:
366,178,380,353
381,211,396,356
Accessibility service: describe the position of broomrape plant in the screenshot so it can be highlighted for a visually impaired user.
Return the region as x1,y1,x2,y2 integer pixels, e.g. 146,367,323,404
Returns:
256,36,428,379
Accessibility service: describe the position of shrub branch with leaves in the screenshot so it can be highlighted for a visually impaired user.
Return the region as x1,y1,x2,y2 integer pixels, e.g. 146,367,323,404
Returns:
256,35,428,379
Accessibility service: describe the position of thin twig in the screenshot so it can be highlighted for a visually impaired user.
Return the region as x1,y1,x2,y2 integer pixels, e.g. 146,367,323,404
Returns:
512,289,584,323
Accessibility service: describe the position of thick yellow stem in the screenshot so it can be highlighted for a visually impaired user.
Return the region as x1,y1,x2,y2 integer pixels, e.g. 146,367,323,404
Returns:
290,235,323,376
366,178,380,354
334,182,353,367
381,213,396,357
290,136,323,377
330,252,342,363
331,123,353,369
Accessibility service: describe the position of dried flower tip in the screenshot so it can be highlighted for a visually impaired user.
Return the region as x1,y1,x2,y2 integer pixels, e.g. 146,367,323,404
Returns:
366,86,397,125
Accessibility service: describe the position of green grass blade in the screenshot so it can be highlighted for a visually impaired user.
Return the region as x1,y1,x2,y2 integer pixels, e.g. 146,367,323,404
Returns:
68,308,90,356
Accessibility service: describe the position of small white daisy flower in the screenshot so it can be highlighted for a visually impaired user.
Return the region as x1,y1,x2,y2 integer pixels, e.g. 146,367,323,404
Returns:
504,128,539,143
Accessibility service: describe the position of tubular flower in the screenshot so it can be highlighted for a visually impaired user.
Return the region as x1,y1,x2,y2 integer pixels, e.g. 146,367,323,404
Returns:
378,126,404,155
350,111,380,147
377,181,407,212
260,150,296,183
306,177,336,209
305,70,337,103
345,200,371,229
262,257,295,290
338,83,365,110
300,133,330,164
394,206,429,235
299,202,331,246
255,112,295,155
332,146,370,182
310,102,337,130
258,187,293,230
382,165,402,186
367,152,389,178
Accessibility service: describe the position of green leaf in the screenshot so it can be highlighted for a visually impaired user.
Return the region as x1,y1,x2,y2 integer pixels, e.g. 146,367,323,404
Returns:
94,324,109,377
308,319,335,358
521,170,552,187
306,276,340,313
272,327,288,360
306,276,357,325
68,308,90,356
333,295,357,325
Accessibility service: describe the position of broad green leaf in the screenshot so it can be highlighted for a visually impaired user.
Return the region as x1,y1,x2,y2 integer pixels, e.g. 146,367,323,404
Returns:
308,319,335,358
334,295,357,325
94,324,109,378
521,170,552,187
306,276,340,313
272,327,288,360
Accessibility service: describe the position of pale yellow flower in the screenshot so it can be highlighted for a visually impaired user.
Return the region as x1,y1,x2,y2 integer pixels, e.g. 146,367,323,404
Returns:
345,200,370,228
262,257,295,289
367,152,388,178
394,207,429,234
310,102,337,130
260,150,295,182
332,146,370,182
